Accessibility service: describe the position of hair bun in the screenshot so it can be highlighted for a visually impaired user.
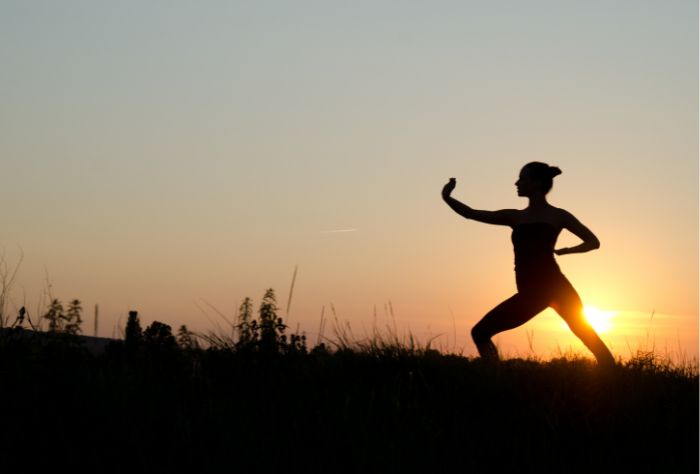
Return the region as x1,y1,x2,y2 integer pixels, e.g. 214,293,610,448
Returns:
549,166,562,178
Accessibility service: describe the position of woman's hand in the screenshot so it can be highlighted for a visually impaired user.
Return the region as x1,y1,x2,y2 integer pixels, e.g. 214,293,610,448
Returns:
554,248,569,256
442,178,456,200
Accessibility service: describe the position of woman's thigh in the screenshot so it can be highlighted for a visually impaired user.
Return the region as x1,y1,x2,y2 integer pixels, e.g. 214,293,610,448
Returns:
550,275,587,326
474,292,549,337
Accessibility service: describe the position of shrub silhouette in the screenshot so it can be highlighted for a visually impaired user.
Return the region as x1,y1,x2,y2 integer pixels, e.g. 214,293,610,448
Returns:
176,325,198,349
143,321,177,348
232,288,305,355
43,298,83,335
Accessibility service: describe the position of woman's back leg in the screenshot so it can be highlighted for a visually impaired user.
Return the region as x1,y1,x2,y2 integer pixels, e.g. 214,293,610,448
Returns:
471,293,548,361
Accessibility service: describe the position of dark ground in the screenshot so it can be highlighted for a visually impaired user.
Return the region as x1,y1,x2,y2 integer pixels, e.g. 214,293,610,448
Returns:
0,330,697,473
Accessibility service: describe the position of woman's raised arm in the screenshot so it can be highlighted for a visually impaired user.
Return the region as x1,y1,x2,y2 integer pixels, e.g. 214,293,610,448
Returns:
441,178,517,226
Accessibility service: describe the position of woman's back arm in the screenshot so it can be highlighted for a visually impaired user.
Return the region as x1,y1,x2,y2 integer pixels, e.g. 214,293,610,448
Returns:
554,209,600,255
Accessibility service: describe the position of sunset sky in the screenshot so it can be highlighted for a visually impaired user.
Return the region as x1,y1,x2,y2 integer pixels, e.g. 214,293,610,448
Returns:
1,1,697,361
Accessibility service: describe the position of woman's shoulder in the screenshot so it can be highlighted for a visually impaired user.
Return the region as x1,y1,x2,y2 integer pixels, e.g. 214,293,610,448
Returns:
551,206,578,224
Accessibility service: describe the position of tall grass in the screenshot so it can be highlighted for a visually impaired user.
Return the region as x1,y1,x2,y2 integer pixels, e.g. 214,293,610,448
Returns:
0,248,22,327
0,277,696,472
1,306,697,473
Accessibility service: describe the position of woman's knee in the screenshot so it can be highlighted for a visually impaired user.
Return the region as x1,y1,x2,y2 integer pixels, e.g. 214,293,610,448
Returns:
471,322,491,343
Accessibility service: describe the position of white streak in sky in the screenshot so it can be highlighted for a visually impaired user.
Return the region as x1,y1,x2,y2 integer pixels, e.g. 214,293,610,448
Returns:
320,229,359,233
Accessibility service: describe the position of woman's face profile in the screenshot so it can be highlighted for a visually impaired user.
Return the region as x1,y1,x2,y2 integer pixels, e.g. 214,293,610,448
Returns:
515,168,538,197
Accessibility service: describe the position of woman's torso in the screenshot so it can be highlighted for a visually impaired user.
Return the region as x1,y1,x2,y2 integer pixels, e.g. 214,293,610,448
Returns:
510,213,565,292
511,222,560,270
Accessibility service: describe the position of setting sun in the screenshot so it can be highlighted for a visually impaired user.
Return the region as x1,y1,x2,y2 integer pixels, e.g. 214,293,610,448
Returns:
582,305,616,333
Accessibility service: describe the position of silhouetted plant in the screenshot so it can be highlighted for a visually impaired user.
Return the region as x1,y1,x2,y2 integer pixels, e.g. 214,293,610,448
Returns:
42,298,82,334
223,289,306,354
43,299,64,332
0,249,22,328
286,332,308,355
177,325,198,349
257,288,287,353
236,297,255,347
310,342,328,356
143,321,177,348
125,311,142,347
64,299,83,335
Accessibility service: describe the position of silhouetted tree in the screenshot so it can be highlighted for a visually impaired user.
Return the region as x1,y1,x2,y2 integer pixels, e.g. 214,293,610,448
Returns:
125,311,142,347
143,321,177,348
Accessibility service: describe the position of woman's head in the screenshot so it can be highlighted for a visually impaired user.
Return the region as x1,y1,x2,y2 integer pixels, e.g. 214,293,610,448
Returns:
516,162,562,196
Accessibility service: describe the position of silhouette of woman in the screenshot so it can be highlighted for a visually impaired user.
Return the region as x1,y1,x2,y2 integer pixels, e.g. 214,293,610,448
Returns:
442,162,615,366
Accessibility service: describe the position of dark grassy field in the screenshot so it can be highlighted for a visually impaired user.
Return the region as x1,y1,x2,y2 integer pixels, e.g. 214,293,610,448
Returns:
0,326,697,474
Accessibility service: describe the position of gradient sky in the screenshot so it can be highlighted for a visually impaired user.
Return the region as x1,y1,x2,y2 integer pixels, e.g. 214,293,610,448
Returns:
1,1,697,360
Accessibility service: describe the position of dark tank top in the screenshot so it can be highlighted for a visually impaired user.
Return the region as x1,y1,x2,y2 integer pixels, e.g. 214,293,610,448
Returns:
511,223,562,282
